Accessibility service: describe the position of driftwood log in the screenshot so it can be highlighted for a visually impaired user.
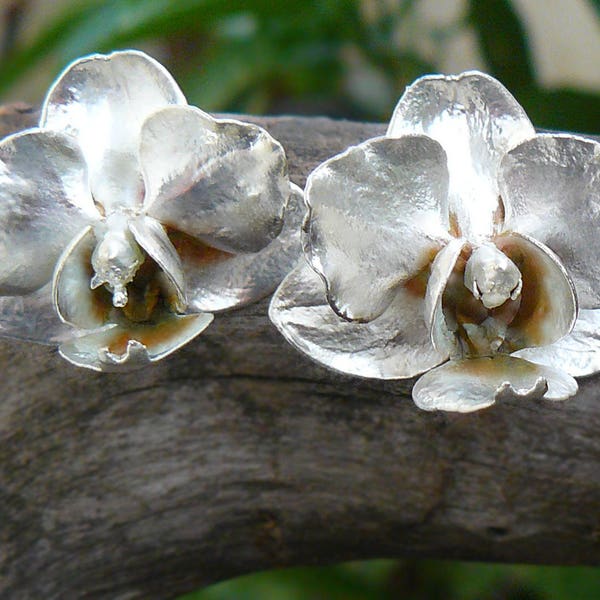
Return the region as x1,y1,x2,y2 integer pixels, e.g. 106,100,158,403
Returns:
0,105,599,600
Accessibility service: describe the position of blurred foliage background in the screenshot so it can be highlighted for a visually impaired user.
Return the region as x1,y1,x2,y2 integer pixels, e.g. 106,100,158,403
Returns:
1,0,600,132
1,0,598,598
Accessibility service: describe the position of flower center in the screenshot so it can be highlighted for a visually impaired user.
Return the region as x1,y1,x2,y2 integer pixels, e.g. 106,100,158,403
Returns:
464,243,522,309
441,242,525,357
91,214,144,308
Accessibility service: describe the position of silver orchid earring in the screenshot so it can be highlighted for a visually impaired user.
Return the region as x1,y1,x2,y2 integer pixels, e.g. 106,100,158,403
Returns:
0,49,302,371
270,70,600,413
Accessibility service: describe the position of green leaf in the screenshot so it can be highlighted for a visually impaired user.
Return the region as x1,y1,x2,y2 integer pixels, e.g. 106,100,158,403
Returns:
179,560,399,600
0,0,317,99
180,38,274,110
518,87,600,133
468,0,535,90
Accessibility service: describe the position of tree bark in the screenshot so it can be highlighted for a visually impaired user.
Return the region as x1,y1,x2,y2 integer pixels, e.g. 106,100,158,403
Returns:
0,105,599,600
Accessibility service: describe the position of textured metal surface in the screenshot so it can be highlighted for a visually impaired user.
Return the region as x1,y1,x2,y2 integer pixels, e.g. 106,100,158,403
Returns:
500,133,600,308
0,129,95,295
53,226,107,330
58,313,214,372
304,135,449,322
514,309,600,377
1,109,600,600
269,262,446,379
271,70,596,412
387,71,535,239
424,237,466,356
463,243,522,309
0,51,296,370
40,50,187,213
181,185,304,313
494,232,577,350
142,106,289,254
412,355,578,412
129,214,186,310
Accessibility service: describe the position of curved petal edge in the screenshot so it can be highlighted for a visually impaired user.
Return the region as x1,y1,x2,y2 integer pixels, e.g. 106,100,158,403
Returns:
58,312,214,372
269,262,447,380
412,355,577,413
180,183,304,313
304,134,450,322
513,309,600,378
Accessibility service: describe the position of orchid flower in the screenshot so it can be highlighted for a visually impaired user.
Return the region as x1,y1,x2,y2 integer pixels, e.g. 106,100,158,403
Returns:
0,50,301,371
270,71,600,412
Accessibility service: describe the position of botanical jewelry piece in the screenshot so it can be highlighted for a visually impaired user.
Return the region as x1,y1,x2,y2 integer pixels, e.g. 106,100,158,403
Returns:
0,50,302,371
270,70,600,412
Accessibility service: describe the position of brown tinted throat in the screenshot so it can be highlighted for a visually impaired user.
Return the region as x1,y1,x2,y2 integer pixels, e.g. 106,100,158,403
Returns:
441,245,522,357
403,245,441,299
495,234,554,349
107,315,199,357
168,229,233,266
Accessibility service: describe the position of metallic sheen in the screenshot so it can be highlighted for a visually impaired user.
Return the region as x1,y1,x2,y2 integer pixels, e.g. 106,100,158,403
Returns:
0,129,97,295
58,313,214,372
387,71,535,240
304,135,449,322
0,50,297,370
513,309,600,378
269,262,447,379
412,355,578,413
41,49,187,213
271,69,597,412
500,134,600,308
182,184,304,313
141,106,288,254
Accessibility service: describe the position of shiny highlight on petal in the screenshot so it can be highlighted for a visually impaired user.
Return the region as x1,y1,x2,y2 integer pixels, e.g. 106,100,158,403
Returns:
513,309,600,378
387,70,535,239
304,135,450,322
141,106,289,254
58,312,213,372
177,183,304,313
412,355,577,412
269,263,447,379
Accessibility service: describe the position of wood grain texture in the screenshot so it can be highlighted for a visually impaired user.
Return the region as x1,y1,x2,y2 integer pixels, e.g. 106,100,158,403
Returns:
0,106,599,600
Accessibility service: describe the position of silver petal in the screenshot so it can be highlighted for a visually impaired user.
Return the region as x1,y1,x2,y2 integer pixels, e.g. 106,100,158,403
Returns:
53,226,111,330
129,215,186,311
141,106,289,253
58,312,214,372
494,232,577,351
0,129,97,295
0,282,73,344
269,262,448,379
412,355,577,413
387,71,535,239
513,309,600,378
304,135,450,322
424,237,466,356
500,134,600,308
41,50,186,212
177,183,304,313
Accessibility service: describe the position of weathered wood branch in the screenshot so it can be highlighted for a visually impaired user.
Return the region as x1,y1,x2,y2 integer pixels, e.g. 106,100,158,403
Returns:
0,106,599,600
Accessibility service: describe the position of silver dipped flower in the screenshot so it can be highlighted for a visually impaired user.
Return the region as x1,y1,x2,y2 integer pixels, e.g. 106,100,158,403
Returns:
270,70,600,412
0,50,301,371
